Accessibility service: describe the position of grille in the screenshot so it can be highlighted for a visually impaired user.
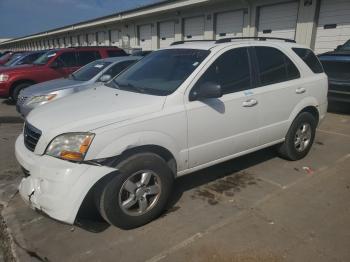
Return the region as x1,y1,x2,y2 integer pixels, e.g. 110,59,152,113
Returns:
17,95,28,105
24,122,41,152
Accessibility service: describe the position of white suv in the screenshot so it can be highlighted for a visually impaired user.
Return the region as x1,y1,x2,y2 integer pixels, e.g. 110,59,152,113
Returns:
15,38,328,229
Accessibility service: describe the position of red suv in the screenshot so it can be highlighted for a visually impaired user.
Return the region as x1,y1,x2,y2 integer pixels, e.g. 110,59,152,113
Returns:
0,47,127,100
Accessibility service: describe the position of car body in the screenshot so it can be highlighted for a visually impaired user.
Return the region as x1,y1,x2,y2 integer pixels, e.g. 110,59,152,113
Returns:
318,39,350,103
15,38,328,228
1,51,47,68
17,56,142,117
0,47,127,100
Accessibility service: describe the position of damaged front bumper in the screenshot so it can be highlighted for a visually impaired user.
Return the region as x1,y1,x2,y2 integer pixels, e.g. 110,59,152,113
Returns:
15,134,117,224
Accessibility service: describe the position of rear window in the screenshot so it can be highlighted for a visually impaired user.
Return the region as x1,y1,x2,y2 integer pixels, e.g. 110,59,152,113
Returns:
292,48,324,73
107,50,127,57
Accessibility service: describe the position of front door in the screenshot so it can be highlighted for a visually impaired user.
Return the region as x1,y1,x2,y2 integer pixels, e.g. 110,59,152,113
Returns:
186,47,261,168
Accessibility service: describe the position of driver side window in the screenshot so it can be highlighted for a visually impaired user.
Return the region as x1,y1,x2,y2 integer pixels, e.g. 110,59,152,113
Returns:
194,47,251,95
56,52,77,67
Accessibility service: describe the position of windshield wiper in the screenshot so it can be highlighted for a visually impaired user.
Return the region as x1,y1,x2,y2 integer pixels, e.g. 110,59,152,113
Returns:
114,81,145,93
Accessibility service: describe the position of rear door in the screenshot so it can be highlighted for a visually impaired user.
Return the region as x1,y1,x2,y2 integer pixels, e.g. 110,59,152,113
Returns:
251,46,303,145
186,47,260,168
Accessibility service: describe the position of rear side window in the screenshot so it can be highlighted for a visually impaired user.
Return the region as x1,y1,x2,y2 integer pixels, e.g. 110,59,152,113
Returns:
292,48,324,73
77,51,101,66
255,46,300,87
107,50,127,57
195,47,251,94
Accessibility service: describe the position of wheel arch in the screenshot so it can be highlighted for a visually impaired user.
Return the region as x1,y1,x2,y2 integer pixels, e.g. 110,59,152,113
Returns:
10,79,36,97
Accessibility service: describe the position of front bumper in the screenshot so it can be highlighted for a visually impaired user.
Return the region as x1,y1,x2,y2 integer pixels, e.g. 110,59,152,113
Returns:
15,134,116,224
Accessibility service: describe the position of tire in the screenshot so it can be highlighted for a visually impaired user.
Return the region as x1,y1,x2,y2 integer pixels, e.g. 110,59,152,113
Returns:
277,112,317,161
98,153,174,229
11,82,32,102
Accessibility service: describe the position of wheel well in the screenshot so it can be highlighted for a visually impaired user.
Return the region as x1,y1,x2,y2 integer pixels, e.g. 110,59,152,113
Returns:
10,79,36,96
118,145,177,176
299,106,319,125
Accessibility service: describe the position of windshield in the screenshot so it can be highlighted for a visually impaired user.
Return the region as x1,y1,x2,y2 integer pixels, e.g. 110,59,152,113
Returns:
111,49,210,96
339,40,350,51
70,60,112,81
33,50,57,65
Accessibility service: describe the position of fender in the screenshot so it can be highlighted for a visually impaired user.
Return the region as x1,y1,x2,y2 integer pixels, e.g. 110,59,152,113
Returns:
86,131,187,171
288,96,320,125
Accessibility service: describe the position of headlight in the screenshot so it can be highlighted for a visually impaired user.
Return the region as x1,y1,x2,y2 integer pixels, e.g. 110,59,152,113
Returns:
0,74,9,82
45,133,94,161
26,94,57,105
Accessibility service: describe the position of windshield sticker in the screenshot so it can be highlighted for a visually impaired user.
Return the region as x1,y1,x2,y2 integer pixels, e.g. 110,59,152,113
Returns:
47,53,57,57
244,90,254,96
94,64,104,68
192,62,199,67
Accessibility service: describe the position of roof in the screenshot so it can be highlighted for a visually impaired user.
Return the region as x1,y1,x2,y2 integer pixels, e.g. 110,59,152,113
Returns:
99,56,143,63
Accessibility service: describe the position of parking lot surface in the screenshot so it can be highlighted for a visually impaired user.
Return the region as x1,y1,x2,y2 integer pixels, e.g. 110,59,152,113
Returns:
0,99,349,262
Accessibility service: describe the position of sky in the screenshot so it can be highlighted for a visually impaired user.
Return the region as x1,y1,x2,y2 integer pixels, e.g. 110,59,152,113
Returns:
0,0,163,38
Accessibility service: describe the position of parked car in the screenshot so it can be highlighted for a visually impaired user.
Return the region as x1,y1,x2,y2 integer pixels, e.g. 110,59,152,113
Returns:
318,39,350,103
0,51,26,65
0,47,127,101
17,56,142,117
15,38,327,229
1,51,47,68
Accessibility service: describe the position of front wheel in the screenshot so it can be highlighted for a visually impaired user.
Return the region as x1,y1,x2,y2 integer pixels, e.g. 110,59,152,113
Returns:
277,112,317,161
97,153,174,229
11,82,32,102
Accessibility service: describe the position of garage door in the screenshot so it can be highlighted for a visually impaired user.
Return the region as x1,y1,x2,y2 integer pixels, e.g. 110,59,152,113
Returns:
65,36,71,47
97,31,106,46
184,16,205,40
159,21,175,48
139,24,152,50
88,33,96,46
314,0,350,54
110,30,119,46
71,36,78,46
258,2,299,40
215,10,244,39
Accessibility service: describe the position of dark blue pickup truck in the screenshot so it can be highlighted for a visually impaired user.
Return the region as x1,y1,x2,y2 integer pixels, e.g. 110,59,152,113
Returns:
318,40,350,104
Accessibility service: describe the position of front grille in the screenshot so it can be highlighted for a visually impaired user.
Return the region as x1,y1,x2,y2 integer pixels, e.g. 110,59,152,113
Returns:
17,95,28,105
24,122,41,152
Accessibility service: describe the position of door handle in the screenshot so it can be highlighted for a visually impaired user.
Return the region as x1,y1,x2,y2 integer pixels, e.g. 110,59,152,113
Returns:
296,87,306,94
242,99,258,107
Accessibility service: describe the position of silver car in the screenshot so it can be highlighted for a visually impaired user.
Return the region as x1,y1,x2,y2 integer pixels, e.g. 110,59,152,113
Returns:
17,56,142,117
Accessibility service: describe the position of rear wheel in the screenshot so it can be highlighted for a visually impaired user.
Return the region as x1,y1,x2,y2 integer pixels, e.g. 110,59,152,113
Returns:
277,112,317,161
11,82,32,102
97,153,174,229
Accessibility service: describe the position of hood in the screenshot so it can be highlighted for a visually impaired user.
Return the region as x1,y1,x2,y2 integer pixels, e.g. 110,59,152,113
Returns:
26,85,166,138
20,78,85,96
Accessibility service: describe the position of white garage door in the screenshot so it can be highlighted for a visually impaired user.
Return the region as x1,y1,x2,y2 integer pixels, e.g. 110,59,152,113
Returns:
159,21,175,48
215,10,244,39
110,30,119,46
88,33,96,46
258,2,299,40
314,0,350,54
184,16,205,40
139,24,152,50
71,36,78,46
65,36,71,47
97,31,106,46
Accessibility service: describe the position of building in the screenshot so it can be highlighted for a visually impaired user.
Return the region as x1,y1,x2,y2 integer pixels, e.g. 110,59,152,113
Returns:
0,0,348,54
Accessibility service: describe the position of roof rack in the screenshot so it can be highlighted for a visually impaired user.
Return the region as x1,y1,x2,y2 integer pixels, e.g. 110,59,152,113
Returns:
215,37,296,44
170,40,215,46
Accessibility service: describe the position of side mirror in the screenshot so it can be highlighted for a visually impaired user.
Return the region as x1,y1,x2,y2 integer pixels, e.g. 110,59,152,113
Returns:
190,82,223,101
99,74,112,82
